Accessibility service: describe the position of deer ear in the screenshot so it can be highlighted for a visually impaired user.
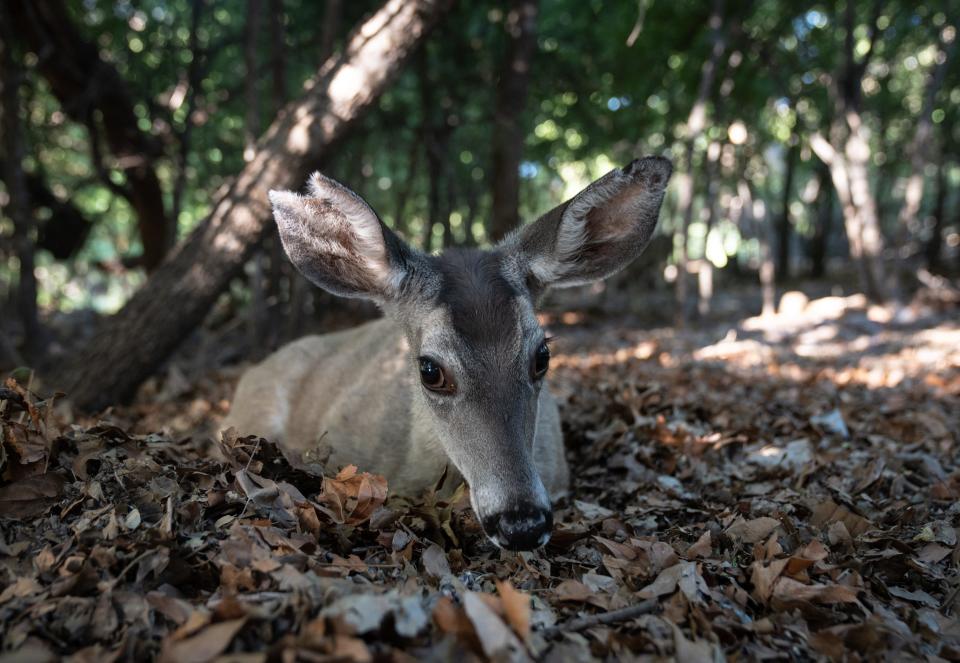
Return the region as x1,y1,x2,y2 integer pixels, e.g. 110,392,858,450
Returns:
504,156,672,289
270,173,416,302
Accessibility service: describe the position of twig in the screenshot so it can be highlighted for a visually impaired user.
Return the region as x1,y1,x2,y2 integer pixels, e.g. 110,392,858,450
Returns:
237,436,263,520
540,599,659,637
108,549,156,588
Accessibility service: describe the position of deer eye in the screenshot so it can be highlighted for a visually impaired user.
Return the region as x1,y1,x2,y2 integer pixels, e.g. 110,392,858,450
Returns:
419,357,452,393
532,341,550,379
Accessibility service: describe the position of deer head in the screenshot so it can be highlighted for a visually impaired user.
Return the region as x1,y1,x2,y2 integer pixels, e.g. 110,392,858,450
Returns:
269,156,672,550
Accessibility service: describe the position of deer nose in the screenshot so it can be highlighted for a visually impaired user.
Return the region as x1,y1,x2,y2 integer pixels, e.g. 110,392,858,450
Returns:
485,505,553,551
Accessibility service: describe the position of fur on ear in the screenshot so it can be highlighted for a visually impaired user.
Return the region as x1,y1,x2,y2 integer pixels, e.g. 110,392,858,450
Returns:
270,173,415,302
506,156,672,289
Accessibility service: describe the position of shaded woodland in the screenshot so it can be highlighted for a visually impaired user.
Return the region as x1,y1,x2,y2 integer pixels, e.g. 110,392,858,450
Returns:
1,1,959,661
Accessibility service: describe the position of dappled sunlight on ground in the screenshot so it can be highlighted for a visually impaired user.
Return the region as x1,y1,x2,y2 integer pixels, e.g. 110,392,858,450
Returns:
549,291,959,394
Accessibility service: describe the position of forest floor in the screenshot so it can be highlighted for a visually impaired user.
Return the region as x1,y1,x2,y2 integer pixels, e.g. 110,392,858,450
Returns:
1,285,959,661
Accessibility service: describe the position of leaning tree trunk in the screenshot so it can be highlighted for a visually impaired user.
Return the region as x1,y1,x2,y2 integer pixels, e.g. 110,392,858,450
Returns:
8,0,171,271
52,0,454,412
488,0,539,242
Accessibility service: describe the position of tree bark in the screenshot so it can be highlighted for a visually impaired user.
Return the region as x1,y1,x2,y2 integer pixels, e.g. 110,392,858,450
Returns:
925,160,947,272
488,0,539,242
697,142,721,318
319,0,344,63
738,180,775,316
171,0,205,232
675,0,728,325
52,0,454,411
417,48,453,251
244,0,263,163
8,0,171,271
809,161,833,279
269,0,288,100
0,16,43,358
809,1,887,302
775,139,798,282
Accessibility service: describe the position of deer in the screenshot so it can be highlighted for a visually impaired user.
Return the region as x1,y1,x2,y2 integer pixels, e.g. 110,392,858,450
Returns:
224,156,672,550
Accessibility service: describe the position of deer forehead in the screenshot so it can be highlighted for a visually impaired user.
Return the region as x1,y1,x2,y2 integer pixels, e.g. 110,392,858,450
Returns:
416,249,540,361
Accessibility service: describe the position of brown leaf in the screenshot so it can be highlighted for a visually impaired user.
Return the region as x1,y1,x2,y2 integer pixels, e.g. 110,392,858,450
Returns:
725,516,781,544
433,596,475,640
770,577,859,605
750,559,790,603
887,586,939,607
160,618,247,663
496,580,531,641
317,465,388,525
916,542,952,563
0,473,65,519
462,592,530,663
810,499,871,537
685,530,712,559
594,535,637,560
422,543,451,579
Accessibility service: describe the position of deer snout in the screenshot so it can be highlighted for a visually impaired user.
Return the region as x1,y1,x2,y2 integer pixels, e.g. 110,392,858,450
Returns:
482,503,553,551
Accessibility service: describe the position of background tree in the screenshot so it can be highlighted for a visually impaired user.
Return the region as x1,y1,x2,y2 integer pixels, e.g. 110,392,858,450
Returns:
0,0,957,406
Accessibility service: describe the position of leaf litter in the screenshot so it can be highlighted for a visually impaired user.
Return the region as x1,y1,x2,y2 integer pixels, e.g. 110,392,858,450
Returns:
1,293,959,661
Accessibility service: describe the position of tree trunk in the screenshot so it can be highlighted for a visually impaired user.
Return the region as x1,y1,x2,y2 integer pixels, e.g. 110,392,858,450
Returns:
811,125,886,302
697,142,721,318
52,0,454,411
925,160,947,272
809,161,833,279
897,31,955,240
0,17,43,359
738,180,775,316
265,0,290,352
675,0,727,325
393,138,421,236
8,0,171,271
244,0,263,163
270,0,288,100
775,140,797,282
319,0,344,63
808,2,887,302
417,48,453,251
488,0,539,242
171,0,205,233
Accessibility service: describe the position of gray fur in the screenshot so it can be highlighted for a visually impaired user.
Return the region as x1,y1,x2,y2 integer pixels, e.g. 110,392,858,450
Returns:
225,156,672,550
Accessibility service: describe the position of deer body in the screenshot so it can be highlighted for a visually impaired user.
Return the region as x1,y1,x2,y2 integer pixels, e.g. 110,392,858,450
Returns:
226,156,671,549
225,317,568,497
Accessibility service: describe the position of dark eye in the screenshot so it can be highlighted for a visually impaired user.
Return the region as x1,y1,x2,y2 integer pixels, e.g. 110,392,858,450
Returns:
419,357,453,393
532,341,550,379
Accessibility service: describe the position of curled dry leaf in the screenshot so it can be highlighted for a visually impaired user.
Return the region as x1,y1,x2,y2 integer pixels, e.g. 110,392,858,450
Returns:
317,464,389,525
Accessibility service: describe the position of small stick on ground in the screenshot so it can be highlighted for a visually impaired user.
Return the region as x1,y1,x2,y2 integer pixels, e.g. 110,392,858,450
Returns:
540,599,659,637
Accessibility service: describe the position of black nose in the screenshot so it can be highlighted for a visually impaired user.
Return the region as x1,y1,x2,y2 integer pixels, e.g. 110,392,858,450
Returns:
483,505,553,551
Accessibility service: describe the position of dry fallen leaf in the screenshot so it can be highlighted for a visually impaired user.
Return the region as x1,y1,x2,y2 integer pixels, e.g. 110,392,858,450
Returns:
159,618,247,663
496,580,532,641
463,592,530,663
725,516,781,544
